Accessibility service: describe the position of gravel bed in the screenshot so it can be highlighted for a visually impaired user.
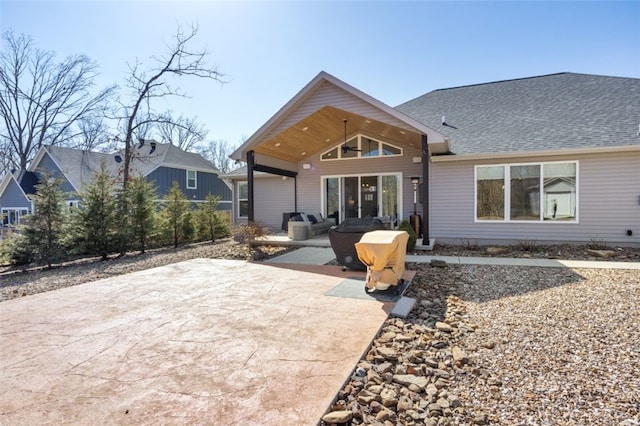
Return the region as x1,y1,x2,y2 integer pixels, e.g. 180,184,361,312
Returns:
419,243,640,262
0,239,290,302
322,263,640,426
2,240,639,425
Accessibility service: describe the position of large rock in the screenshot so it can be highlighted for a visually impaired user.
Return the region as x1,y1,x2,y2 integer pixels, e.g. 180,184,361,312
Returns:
452,346,468,365
435,321,454,333
392,374,429,390
486,246,508,255
377,346,398,361
586,249,616,258
321,410,353,424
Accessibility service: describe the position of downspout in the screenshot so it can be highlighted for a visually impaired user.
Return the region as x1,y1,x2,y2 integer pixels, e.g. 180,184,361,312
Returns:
294,176,298,212
247,150,255,223
421,134,430,242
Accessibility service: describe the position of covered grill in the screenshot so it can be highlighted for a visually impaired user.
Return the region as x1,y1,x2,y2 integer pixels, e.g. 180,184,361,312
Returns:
355,230,409,293
328,218,386,270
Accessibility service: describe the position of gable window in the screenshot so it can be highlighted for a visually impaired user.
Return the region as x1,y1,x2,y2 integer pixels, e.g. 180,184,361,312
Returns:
186,170,197,189
321,135,402,160
475,161,577,222
238,181,248,218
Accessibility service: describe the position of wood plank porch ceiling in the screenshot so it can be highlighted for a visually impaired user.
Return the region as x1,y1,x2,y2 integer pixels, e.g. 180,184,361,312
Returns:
253,106,423,163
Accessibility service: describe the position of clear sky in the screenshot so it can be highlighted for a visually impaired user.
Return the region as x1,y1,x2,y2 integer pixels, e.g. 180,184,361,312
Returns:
2,1,639,149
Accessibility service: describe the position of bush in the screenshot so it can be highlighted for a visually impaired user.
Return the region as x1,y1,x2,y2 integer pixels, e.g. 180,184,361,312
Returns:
398,220,417,253
231,222,268,245
214,212,231,239
194,194,221,242
1,232,32,265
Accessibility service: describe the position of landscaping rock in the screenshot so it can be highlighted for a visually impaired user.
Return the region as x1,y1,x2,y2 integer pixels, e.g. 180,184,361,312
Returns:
322,410,353,424
486,246,508,255
586,249,616,258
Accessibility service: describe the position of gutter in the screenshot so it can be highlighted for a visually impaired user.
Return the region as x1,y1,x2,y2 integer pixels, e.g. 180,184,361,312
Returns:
430,144,640,163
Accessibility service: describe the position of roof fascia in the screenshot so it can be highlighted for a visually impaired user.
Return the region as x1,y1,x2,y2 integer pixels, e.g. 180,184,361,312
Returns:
231,71,446,160
0,173,30,202
0,173,13,195
431,144,640,163
231,71,329,160
28,146,81,193
28,146,48,173
321,73,445,142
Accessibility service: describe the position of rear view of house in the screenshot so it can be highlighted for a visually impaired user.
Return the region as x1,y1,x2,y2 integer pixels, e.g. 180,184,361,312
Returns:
227,71,639,247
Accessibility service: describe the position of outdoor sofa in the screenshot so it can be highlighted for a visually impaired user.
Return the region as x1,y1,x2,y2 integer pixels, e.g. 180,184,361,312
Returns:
287,213,336,240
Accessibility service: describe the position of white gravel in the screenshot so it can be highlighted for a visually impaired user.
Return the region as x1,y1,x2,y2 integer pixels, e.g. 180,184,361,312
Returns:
456,265,640,425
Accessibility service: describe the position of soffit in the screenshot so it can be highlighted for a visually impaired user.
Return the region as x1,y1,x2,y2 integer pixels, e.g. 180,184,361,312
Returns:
253,106,427,163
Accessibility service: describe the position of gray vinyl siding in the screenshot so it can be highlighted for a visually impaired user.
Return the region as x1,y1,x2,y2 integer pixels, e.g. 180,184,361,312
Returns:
33,154,77,196
233,177,296,229
0,179,31,209
147,167,232,202
431,151,640,246
263,81,419,141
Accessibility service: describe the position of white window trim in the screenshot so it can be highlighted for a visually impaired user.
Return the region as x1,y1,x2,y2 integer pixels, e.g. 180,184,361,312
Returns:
1,207,30,226
186,170,197,189
237,181,248,218
320,172,403,222
320,135,403,161
474,160,579,224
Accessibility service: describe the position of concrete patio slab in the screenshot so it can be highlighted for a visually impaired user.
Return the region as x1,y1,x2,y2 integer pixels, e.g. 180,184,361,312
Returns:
264,247,336,265
0,259,392,425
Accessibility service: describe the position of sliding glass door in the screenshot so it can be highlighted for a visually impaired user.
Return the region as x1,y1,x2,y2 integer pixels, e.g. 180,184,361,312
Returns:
323,174,400,224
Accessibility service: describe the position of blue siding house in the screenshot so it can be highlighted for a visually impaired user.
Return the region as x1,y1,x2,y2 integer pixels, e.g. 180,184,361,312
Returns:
0,173,33,227
0,141,232,227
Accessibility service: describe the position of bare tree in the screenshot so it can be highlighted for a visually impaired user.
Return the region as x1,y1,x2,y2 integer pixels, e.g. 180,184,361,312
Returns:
199,138,237,174
116,24,224,187
155,111,208,151
71,115,112,152
0,31,115,173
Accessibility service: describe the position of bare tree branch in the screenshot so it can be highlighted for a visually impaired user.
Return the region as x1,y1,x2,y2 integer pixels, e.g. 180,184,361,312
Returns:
199,138,238,174
154,111,207,151
118,24,225,186
0,31,116,172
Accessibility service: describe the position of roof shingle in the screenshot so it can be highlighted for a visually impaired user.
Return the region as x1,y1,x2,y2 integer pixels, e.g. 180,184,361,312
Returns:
395,72,640,156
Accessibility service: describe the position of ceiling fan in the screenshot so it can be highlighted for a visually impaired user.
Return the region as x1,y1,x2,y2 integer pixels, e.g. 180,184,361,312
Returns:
341,118,361,154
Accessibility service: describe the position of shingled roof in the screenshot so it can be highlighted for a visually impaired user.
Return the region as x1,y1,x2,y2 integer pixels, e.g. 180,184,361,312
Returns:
31,142,219,193
395,72,640,156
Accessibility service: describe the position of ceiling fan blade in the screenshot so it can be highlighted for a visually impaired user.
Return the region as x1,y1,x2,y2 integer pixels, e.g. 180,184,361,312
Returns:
341,145,361,153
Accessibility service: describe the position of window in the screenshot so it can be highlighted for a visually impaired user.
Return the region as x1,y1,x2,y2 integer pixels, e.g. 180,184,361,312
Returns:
186,170,197,189
476,161,577,222
1,208,29,226
238,181,248,218
476,166,505,220
321,135,402,160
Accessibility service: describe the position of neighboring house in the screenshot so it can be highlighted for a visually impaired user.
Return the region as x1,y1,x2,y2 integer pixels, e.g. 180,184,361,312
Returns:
0,172,35,227
0,141,232,227
228,71,640,246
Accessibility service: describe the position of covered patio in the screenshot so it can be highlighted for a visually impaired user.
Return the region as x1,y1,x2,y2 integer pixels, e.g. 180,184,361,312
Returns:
229,72,449,246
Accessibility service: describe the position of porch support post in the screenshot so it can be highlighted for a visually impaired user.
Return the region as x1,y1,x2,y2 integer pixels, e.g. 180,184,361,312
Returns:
421,134,430,242
247,150,255,223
